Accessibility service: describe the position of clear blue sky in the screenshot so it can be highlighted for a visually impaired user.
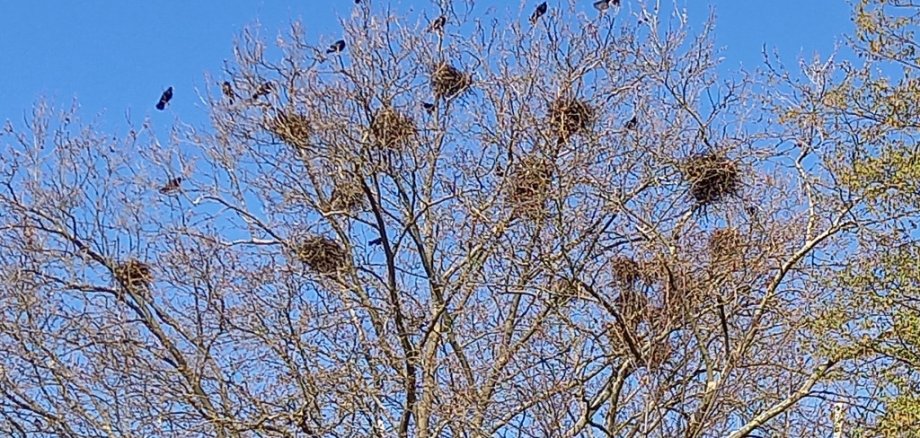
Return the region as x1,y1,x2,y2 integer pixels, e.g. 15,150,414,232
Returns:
0,1,852,125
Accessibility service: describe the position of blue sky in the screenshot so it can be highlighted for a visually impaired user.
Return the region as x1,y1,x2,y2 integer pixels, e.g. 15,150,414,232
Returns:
0,1,852,125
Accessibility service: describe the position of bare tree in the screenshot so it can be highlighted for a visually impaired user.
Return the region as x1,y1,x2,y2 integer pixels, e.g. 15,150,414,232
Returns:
0,1,878,437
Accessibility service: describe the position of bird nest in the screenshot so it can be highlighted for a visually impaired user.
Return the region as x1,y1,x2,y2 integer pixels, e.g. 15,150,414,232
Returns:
370,108,415,150
507,155,554,220
709,227,745,267
613,289,649,327
431,63,472,99
295,236,349,275
268,111,311,149
114,259,153,290
683,154,740,206
548,98,595,141
326,179,366,213
611,257,640,287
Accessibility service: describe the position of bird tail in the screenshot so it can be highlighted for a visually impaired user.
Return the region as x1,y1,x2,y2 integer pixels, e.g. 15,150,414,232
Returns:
156,102,166,110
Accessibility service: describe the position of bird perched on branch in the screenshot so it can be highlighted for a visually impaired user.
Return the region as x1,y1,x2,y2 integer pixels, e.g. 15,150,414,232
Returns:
221,81,235,103
625,116,638,130
530,2,548,25
159,177,183,195
155,87,173,110
252,82,273,100
326,40,346,54
428,15,446,33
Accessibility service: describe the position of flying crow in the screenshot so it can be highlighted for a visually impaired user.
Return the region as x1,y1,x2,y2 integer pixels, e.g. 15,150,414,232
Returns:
155,87,173,110
530,2,548,25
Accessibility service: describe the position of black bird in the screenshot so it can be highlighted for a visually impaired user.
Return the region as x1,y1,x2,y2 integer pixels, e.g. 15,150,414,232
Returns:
326,40,346,54
252,82,273,100
530,2,548,25
594,0,614,12
159,177,183,195
624,116,638,130
155,86,173,110
368,237,383,246
422,102,435,113
428,15,447,33
221,81,235,103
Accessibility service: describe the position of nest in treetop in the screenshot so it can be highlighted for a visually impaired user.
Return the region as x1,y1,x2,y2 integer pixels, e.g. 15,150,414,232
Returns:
326,179,366,213
370,108,415,150
295,236,349,275
115,259,153,290
709,227,745,265
268,110,311,149
548,98,595,141
431,63,472,99
611,257,640,287
507,155,554,220
683,153,740,206
613,289,649,325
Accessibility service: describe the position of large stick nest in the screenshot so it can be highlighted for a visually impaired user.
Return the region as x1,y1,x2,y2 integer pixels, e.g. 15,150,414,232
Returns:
370,108,416,150
268,110,311,149
548,98,595,141
295,236,349,275
709,227,746,268
611,257,640,287
431,63,472,99
326,179,366,213
683,154,741,206
507,155,554,220
115,259,153,290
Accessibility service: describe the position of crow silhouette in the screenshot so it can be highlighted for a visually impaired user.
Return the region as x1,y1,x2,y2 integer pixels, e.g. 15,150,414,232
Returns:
327,40,346,54
252,82,273,100
155,87,173,110
159,177,183,195
422,102,435,113
530,2,548,25
625,116,638,130
221,81,235,103
428,15,446,33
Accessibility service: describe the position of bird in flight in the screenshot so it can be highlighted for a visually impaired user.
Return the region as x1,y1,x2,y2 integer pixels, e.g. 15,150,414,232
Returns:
327,40,346,54
221,81,235,103
428,15,447,33
155,87,173,111
530,2,548,25
159,177,183,195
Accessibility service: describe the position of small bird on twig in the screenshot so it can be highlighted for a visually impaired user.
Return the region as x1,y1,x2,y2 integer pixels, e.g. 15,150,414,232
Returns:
530,2,548,25
221,81,235,103
155,87,173,110
428,15,447,33
624,116,638,130
422,102,435,114
252,82,273,100
369,237,383,246
326,40,346,54
159,177,183,195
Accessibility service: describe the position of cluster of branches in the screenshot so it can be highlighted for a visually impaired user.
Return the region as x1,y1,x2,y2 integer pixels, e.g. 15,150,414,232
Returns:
0,0,910,436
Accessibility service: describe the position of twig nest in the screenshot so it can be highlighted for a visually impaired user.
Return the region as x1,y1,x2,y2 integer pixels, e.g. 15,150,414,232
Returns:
611,257,640,287
431,63,472,99
709,227,744,260
370,108,415,150
268,110,311,149
683,154,740,206
507,155,554,220
295,236,349,275
115,259,153,290
548,98,595,141
613,289,649,325
326,179,366,213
